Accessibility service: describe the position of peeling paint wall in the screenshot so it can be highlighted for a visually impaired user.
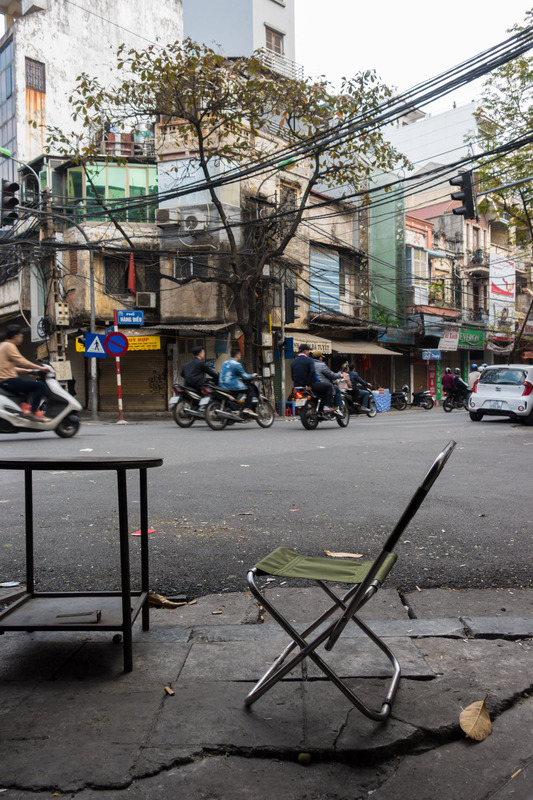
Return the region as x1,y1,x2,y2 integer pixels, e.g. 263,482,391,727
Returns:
6,0,182,164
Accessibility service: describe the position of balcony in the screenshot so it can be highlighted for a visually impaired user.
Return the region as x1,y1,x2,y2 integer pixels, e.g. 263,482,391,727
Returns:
257,49,304,81
94,133,156,159
462,308,489,324
466,249,489,267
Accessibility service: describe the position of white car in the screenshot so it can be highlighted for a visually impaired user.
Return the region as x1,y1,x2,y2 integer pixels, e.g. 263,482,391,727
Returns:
469,364,533,424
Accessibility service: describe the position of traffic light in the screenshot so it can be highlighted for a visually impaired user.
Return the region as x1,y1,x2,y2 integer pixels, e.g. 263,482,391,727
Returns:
0,179,20,226
449,171,476,220
285,287,295,324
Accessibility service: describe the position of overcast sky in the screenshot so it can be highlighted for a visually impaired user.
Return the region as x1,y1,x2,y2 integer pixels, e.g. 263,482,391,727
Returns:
295,1,532,115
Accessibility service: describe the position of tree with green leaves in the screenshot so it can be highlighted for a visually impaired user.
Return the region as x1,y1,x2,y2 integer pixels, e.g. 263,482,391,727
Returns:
45,40,408,365
473,11,533,252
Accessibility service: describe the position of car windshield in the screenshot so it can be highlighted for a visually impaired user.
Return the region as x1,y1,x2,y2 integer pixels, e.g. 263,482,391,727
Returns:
480,368,526,386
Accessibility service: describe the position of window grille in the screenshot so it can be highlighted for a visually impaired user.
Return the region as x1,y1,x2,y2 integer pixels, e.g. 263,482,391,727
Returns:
25,58,46,92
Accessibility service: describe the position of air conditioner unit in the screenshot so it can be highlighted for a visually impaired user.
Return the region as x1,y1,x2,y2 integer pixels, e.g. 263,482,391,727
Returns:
183,212,206,231
136,292,157,308
155,207,180,226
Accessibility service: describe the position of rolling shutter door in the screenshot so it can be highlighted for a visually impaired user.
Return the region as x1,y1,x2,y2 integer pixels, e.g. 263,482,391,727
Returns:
97,349,167,411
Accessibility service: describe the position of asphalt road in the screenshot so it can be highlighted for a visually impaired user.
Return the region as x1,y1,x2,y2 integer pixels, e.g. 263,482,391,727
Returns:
0,409,531,598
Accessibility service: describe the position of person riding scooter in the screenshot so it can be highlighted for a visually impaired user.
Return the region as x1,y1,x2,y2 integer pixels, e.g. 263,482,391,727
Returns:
0,325,49,419
218,347,258,417
312,351,342,417
180,346,218,391
348,362,373,412
453,368,470,403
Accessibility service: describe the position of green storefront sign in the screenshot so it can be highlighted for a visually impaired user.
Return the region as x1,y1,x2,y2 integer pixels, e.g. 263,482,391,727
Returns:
458,327,485,349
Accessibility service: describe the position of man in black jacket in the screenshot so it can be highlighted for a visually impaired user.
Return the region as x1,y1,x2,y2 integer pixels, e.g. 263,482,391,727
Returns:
291,344,333,412
180,346,218,390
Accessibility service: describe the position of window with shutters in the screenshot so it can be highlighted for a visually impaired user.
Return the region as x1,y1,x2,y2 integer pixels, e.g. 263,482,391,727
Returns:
265,27,284,55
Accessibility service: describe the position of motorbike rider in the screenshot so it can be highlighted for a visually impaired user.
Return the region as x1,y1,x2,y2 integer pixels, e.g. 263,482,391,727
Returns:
441,367,455,396
348,362,373,411
180,346,218,391
312,351,343,416
290,344,333,413
453,368,470,403
219,347,258,417
468,363,482,389
0,324,49,419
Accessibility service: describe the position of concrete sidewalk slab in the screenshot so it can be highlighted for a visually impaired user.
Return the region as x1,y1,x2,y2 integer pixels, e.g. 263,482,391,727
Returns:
462,615,533,639
261,586,408,622
404,587,533,619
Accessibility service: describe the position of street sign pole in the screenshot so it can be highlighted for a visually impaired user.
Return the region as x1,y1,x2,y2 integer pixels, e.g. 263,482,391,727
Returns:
113,310,126,424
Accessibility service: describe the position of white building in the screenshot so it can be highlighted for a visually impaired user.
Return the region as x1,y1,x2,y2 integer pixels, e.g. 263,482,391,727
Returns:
0,0,182,182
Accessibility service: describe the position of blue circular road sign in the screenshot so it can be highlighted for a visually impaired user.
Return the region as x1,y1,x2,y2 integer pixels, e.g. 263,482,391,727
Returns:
104,332,129,356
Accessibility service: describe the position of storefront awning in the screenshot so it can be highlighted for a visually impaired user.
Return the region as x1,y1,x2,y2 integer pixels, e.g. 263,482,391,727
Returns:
156,323,229,335
291,333,332,354
331,340,401,356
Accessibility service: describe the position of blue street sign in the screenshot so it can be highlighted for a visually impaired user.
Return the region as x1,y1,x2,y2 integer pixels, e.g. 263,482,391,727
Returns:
422,349,441,360
84,333,107,358
116,310,144,326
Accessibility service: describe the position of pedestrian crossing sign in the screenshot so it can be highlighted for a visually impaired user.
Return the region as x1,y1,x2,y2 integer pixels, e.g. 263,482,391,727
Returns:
84,333,107,358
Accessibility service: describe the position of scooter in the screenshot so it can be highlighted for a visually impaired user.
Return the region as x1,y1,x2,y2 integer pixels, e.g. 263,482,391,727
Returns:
0,365,82,437
340,387,377,418
391,385,434,410
170,381,217,427
442,390,471,412
205,378,275,430
293,386,350,430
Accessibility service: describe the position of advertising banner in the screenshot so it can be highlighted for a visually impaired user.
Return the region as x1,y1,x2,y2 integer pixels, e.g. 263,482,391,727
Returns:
489,255,515,332
458,327,485,349
438,326,460,351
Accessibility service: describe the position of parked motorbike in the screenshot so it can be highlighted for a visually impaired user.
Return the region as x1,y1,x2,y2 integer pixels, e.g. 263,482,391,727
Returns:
442,390,471,412
340,388,377,418
170,381,217,427
0,365,82,437
205,378,275,430
391,385,434,410
293,386,350,430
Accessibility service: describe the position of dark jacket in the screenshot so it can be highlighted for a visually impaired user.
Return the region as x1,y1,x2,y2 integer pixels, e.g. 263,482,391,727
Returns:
181,357,218,389
442,373,455,391
349,370,370,389
291,353,317,387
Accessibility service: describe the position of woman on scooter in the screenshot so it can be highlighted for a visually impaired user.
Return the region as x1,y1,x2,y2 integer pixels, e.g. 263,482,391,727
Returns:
0,325,49,419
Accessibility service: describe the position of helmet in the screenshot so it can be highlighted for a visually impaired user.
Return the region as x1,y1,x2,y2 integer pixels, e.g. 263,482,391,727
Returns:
312,350,324,359
480,363,487,370
445,367,451,374
471,364,478,371
454,368,461,375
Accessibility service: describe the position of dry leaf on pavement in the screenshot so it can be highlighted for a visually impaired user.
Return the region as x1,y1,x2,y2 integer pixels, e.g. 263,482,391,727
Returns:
459,694,492,741
324,550,363,559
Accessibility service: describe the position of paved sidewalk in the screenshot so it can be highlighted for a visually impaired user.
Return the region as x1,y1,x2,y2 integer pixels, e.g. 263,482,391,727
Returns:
0,586,532,800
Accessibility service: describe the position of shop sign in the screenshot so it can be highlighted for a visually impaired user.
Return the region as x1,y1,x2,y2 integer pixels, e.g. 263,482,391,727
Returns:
428,361,437,397
438,326,460,351
458,327,485,349
421,349,441,360
378,328,415,345
126,335,160,351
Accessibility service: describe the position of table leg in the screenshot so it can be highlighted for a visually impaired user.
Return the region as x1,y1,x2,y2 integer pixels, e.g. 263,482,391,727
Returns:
24,469,34,594
140,469,150,631
117,468,133,672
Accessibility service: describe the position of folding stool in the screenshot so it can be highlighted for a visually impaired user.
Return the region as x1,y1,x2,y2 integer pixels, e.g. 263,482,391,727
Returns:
245,441,456,721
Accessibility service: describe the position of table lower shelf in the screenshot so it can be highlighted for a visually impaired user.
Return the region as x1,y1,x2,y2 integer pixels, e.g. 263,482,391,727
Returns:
0,592,148,632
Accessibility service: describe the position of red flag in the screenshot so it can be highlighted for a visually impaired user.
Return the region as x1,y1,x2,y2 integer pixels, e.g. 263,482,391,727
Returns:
127,253,136,296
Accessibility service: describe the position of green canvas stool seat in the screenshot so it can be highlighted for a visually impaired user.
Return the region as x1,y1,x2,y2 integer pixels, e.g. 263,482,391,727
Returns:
245,441,456,721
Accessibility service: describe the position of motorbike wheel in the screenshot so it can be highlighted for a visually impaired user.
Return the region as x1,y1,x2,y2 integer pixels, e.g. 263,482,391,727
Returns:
173,399,195,428
300,404,319,430
336,404,350,427
392,397,407,411
442,397,454,413
365,398,378,418
421,396,434,410
54,417,80,438
256,400,275,428
469,411,483,421
205,400,228,431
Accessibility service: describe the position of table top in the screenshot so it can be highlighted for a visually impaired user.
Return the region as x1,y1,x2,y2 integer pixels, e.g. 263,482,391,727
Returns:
0,457,163,471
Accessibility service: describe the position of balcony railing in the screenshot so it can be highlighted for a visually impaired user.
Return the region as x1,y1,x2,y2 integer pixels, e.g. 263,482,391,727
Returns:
466,248,489,266
257,49,304,81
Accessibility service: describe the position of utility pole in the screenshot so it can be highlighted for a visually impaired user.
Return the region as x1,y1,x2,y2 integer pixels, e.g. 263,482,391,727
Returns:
280,276,286,417
42,191,68,366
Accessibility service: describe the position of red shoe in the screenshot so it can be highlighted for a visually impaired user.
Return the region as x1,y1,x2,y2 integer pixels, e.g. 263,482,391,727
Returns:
33,410,50,420
20,402,31,416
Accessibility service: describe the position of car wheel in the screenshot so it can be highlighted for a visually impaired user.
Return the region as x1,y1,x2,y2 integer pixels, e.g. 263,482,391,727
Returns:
469,411,483,421
523,410,533,426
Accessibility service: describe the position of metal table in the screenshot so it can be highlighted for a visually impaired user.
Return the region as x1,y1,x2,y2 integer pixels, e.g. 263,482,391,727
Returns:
0,456,163,672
